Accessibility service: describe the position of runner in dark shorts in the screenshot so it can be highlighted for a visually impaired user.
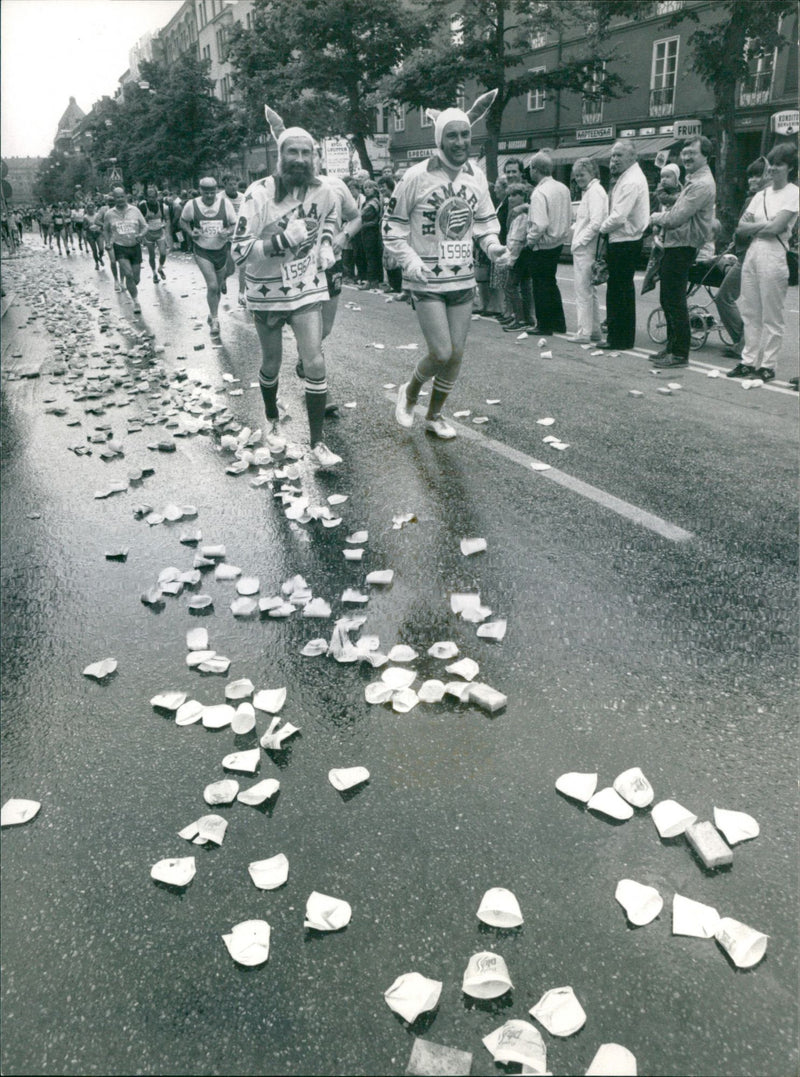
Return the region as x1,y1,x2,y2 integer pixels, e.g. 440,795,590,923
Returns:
104,187,148,314
180,178,237,338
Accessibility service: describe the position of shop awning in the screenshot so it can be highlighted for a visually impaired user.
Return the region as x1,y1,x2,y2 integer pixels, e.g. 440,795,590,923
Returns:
590,135,679,162
537,144,596,165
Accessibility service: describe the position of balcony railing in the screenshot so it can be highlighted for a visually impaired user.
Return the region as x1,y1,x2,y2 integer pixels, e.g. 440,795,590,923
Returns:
739,69,772,107
649,85,675,117
581,101,603,125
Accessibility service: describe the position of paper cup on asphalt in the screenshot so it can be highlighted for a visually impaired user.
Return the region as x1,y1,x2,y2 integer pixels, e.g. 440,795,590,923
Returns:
483,1020,546,1071
328,767,370,791
304,891,352,931
222,919,270,966
587,787,633,821
150,856,196,887
615,879,663,926
586,1043,637,1075
529,985,586,1036
672,893,720,939
462,951,513,999
477,887,524,928
651,799,697,838
613,767,654,808
713,806,760,845
237,778,280,806
384,971,442,1023
231,702,256,735
555,771,597,803
248,853,289,890
714,917,768,968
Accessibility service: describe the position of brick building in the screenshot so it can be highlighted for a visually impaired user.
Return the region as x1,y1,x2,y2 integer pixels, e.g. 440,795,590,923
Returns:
3,157,44,206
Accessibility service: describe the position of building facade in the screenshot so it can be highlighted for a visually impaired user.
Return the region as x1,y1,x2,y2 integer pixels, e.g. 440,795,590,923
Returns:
3,157,44,205
54,97,87,154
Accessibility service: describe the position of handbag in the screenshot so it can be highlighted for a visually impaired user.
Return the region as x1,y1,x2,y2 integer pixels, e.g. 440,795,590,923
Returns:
590,234,609,286
762,191,798,286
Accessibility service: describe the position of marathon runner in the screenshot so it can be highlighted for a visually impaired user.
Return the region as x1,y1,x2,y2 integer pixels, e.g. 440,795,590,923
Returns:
103,186,148,314
51,204,69,255
138,185,169,283
180,177,237,338
84,201,106,269
384,90,511,439
71,203,86,252
39,206,53,247
222,174,247,306
232,106,340,468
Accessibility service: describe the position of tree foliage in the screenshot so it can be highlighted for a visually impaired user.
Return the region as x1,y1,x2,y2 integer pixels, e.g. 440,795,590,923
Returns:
33,150,96,205
227,0,434,173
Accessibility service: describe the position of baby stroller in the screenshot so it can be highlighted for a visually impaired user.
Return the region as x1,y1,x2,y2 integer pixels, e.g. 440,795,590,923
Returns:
647,251,736,351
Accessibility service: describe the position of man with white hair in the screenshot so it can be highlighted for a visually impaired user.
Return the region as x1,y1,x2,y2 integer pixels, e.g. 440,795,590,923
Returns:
385,91,511,440
597,139,650,350
525,151,571,336
232,113,340,468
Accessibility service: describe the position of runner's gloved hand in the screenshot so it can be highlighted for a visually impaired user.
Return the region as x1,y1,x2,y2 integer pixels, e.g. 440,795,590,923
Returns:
404,255,429,286
283,219,308,247
318,242,335,271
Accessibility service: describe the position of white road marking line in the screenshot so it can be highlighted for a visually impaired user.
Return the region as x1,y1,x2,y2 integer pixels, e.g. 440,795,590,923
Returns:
387,394,694,542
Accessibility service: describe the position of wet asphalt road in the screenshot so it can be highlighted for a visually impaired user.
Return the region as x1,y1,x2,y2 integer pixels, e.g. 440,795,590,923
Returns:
1,240,797,1077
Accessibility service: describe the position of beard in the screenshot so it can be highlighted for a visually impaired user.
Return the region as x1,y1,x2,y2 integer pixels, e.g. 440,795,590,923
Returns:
281,159,314,185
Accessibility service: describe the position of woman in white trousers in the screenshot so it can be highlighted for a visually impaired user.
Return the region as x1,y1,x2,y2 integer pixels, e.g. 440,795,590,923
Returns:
569,158,609,343
733,143,798,382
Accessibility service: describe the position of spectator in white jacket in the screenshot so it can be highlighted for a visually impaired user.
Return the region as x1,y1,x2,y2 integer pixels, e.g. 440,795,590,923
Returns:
569,157,609,343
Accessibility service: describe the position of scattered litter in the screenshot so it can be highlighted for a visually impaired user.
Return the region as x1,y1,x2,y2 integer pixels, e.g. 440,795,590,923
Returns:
365,681,395,705
685,820,733,868
396,343,418,351
530,985,586,1037
391,512,417,529
713,806,759,845
343,548,364,561
453,410,471,418
428,641,459,659
477,620,506,641
672,894,720,939
657,386,672,395
179,814,227,845
303,597,332,618
346,530,368,544
472,416,489,424
628,389,643,397
382,667,416,691
444,680,472,702
540,350,553,359
613,767,654,808
536,417,555,426
477,887,523,928
150,856,196,887
151,690,186,711
222,749,260,774
555,771,598,803
215,563,242,581
238,778,280,805
392,687,420,713
516,331,528,340
237,576,260,595
587,787,634,820
461,951,512,998
304,891,351,931
105,548,129,561
590,350,604,357
222,920,271,966
484,1021,546,1070
343,401,357,409
202,704,235,729
1,799,41,827
329,767,370,791
249,854,289,890
586,1043,637,1076
714,916,767,968
204,779,239,805
301,639,329,657
460,537,487,556
406,1039,471,1077
707,368,721,378
486,399,501,405
615,879,663,925
253,688,287,714
366,569,394,586
342,588,368,604
651,799,697,838
667,381,682,390
386,644,418,663
260,716,299,750
83,658,117,680
225,678,254,701
530,460,552,471
446,657,479,681
384,972,442,1024
188,594,214,610
198,654,230,674
328,494,349,506
468,682,507,713
417,680,446,703
231,596,259,617
176,700,204,726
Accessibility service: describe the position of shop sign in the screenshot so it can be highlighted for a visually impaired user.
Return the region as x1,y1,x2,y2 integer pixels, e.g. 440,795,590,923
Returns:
499,138,530,151
576,125,614,142
619,128,636,137
407,148,432,160
638,126,656,136
322,137,353,177
659,125,675,135
673,119,701,138
771,110,799,135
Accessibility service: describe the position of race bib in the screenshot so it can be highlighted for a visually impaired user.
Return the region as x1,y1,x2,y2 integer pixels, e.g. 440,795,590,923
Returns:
281,253,315,289
116,221,137,236
438,240,472,265
200,219,223,236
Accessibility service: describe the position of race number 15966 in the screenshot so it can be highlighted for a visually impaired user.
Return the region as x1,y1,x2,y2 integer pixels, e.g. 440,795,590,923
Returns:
438,241,472,264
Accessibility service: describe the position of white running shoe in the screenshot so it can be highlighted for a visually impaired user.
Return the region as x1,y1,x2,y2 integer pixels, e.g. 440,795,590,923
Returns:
210,318,220,336
395,383,415,428
425,415,456,440
265,422,286,454
311,442,342,468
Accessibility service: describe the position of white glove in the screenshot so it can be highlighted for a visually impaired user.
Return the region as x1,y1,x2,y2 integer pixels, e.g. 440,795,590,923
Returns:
283,219,308,247
492,248,513,268
404,255,429,287
318,242,335,271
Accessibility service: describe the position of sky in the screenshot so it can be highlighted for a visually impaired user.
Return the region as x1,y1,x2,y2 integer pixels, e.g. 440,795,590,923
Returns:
1,0,184,159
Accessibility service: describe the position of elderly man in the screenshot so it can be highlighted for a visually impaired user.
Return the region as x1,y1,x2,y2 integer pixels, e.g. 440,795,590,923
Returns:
180,177,238,338
525,152,571,336
597,139,650,350
103,186,148,314
648,135,717,369
384,91,511,440
232,117,341,468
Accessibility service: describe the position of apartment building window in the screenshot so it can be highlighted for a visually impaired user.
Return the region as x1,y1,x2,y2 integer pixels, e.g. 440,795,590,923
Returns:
245,12,252,30
530,30,547,49
420,109,432,128
581,64,604,125
202,44,211,61
650,37,678,116
394,106,405,132
216,26,229,61
739,46,774,106
527,67,546,112
656,1,683,13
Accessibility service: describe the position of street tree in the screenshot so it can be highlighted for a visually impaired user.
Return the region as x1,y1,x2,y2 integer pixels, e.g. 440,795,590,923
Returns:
33,150,96,205
381,0,637,181
227,0,434,174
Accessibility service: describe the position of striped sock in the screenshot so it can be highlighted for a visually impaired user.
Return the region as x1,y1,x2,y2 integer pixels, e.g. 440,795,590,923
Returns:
304,375,327,447
406,363,429,405
258,371,279,420
427,375,456,419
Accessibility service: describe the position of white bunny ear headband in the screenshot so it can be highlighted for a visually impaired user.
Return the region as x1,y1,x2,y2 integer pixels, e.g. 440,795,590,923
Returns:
264,104,314,151
425,89,498,148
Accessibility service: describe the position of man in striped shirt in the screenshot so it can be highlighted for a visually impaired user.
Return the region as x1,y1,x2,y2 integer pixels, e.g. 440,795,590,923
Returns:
233,124,340,468
384,93,511,439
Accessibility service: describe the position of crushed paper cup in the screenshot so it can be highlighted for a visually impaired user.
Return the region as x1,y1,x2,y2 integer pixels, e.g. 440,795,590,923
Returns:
651,799,697,838
530,461,552,471
615,879,663,926
483,1020,545,1070
587,787,634,820
222,749,260,774
176,700,205,726
461,537,487,556
477,887,523,928
392,688,420,713
450,592,481,615
222,919,271,966
151,691,187,711
204,779,239,805
381,667,416,691
151,856,196,887
453,410,471,418
1,798,41,827
186,627,209,650
231,702,256,734
343,548,363,561
260,717,300,750
304,891,352,931
346,530,368,544
365,681,395,705
83,658,117,680
555,772,598,804
536,417,555,426
540,350,553,359
301,639,329,657
613,767,654,808
586,1043,637,1075
530,985,586,1037
366,569,394,586
445,681,472,702
231,597,259,617
417,680,446,703
672,894,721,939
384,972,442,1024
329,767,370,791
237,778,280,806
253,687,287,714
713,806,760,845
248,853,289,890
462,951,513,999
446,657,479,681
179,814,227,845
386,644,418,663
714,917,768,968
225,678,254,701
477,620,506,641
428,641,459,659
202,704,235,729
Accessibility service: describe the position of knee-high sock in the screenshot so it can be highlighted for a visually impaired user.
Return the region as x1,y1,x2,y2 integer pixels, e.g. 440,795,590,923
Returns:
259,370,279,421
406,357,436,404
426,373,457,419
305,375,327,446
